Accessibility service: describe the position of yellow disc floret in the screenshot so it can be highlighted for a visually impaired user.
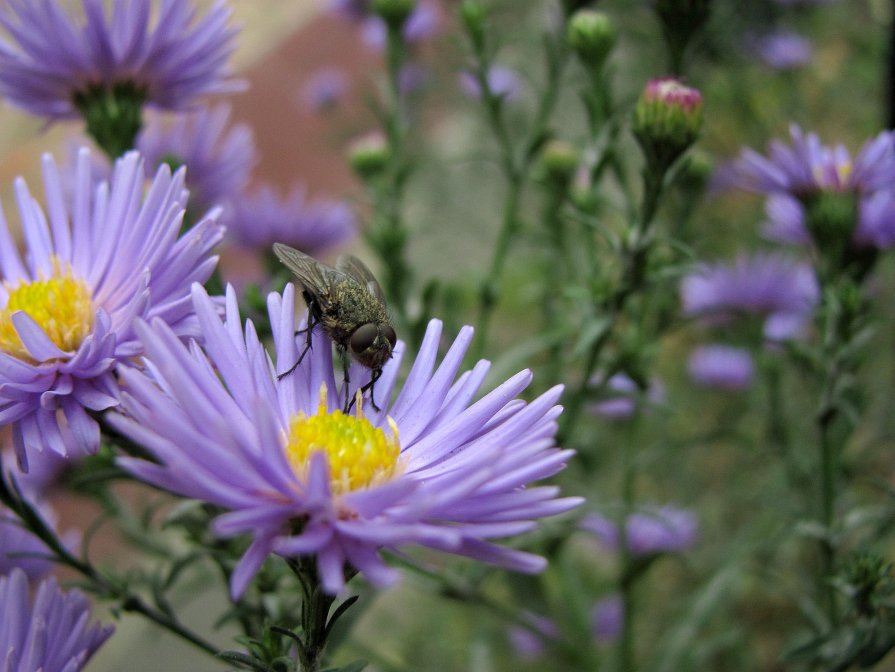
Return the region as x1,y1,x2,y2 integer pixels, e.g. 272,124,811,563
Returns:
285,387,401,495
0,259,95,362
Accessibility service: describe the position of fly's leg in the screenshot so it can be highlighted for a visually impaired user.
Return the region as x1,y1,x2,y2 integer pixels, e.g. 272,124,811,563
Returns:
278,310,319,380
341,351,352,413
347,368,383,413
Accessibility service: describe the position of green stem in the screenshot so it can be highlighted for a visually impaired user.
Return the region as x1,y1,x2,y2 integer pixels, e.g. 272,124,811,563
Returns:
0,471,220,657
542,189,569,382
617,414,640,672
288,558,349,672
365,23,412,326
559,164,669,443
818,408,838,624
471,31,569,361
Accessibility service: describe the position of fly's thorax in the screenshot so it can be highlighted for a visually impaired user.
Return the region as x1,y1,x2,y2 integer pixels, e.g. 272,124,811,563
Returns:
322,279,390,342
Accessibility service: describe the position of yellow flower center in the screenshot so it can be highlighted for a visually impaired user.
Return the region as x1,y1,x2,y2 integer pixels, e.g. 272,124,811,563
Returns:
285,387,401,495
0,260,95,361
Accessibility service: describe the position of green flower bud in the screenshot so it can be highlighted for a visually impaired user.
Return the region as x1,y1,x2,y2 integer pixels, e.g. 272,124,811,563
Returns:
654,0,711,36
348,132,391,179
459,0,487,48
539,140,580,185
632,78,703,170
567,10,616,69
561,0,598,17
371,0,416,29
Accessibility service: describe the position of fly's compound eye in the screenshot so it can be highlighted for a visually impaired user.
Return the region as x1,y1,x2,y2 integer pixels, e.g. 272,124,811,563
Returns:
349,323,378,354
381,324,397,349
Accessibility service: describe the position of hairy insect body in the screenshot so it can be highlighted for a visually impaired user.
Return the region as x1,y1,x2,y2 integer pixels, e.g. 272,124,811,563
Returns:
313,279,391,370
273,243,397,411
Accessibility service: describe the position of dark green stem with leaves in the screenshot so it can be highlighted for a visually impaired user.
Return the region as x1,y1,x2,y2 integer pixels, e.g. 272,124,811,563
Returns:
365,23,412,326
559,162,669,444
286,558,358,672
0,471,220,658
468,23,569,360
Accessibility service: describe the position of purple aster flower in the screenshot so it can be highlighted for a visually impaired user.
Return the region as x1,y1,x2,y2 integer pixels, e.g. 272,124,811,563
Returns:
731,125,895,198
0,568,112,671
361,0,441,50
327,0,372,21
593,594,624,643
582,505,698,556
507,613,559,659
0,149,224,469
589,374,664,421
110,284,582,597
681,252,819,339
762,193,813,245
688,345,755,390
299,68,349,112
763,190,895,251
2,447,68,498
749,31,813,70
458,65,523,102
0,506,56,582
0,0,243,120
137,104,257,217
226,183,356,254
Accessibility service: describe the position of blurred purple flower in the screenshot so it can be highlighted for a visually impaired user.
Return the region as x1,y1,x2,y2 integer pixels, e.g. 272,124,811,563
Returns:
226,183,357,254
360,1,441,50
137,104,258,216
593,594,624,643
688,345,755,390
731,125,895,196
589,374,664,421
750,31,813,70
507,613,559,659
681,253,818,339
0,149,224,469
0,0,242,120
0,506,56,582
762,194,813,245
582,505,698,556
399,63,429,94
300,68,349,112
110,285,582,597
327,0,372,21
0,568,112,671
763,191,895,250
458,65,523,102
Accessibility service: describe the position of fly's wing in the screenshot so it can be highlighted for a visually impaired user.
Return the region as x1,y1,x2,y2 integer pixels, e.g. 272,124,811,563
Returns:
273,243,345,310
335,254,387,306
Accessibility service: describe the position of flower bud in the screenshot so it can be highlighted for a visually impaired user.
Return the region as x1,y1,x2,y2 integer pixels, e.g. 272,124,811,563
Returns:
371,0,417,29
567,10,616,69
459,0,487,49
654,0,711,36
561,0,598,16
348,132,391,179
539,140,580,185
632,78,703,170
